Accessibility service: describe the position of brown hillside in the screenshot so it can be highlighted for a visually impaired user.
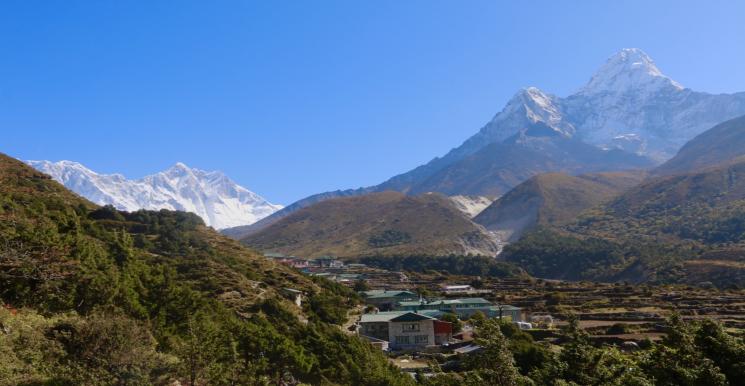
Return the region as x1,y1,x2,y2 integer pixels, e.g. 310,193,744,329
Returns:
474,171,646,241
655,115,745,176
502,159,745,286
241,191,499,258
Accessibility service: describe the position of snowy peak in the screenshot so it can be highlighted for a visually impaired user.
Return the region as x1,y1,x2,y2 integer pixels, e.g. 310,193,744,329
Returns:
514,87,568,128
27,160,282,229
580,48,683,96
498,87,575,138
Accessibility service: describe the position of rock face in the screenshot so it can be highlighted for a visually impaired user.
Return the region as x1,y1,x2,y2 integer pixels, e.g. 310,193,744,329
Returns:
448,195,494,218
27,160,282,229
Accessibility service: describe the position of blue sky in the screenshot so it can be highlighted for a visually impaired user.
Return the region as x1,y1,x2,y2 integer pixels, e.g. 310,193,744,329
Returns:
2,1,744,204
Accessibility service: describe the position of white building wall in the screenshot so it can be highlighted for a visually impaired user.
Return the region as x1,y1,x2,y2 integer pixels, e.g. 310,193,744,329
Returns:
388,319,435,349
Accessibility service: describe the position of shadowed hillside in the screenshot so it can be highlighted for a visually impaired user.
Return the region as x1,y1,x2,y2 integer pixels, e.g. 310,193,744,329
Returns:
382,128,653,197
655,115,745,176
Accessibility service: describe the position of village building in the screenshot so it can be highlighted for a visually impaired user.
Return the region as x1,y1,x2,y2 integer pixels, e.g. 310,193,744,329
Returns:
310,272,337,281
441,284,474,294
264,252,311,269
358,311,452,350
281,288,304,307
335,273,362,283
263,252,288,259
441,284,490,295
312,256,344,268
360,290,419,311
284,257,310,269
395,297,523,321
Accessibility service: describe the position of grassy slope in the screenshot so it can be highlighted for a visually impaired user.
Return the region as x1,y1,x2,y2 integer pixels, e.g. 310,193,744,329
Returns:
503,160,745,286
475,171,646,241
0,153,412,385
242,191,499,258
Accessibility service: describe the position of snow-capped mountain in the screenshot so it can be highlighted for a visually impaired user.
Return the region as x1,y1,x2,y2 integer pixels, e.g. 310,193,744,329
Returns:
464,48,745,160
376,48,745,191
579,48,683,97
229,48,745,239
564,48,745,160
27,160,282,229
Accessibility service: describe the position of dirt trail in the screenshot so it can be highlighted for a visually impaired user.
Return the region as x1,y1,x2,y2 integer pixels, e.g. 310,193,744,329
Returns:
342,304,364,334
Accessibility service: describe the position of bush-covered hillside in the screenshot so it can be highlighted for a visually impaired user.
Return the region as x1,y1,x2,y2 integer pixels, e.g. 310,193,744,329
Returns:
502,159,745,286
0,154,412,386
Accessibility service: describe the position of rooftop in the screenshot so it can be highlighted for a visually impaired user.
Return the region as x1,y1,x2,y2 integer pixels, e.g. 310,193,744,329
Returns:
391,313,436,322
361,290,418,299
414,297,492,306
359,310,441,323
264,252,289,258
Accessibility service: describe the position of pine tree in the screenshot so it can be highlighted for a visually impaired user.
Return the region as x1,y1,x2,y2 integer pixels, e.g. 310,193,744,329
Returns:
467,318,525,386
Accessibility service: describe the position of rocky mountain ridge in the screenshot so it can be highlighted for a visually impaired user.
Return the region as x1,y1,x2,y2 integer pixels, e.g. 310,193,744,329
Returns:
27,160,282,229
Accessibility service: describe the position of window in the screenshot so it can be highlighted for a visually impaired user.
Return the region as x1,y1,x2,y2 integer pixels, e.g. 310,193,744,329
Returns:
402,323,420,332
414,335,429,344
395,336,410,344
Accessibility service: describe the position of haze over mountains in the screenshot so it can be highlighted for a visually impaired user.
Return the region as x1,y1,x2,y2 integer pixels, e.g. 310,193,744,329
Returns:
653,115,745,176
27,160,282,229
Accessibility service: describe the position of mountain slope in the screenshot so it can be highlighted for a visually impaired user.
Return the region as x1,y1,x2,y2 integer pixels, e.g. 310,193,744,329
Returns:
221,187,369,239
241,191,500,258
0,153,412,385
502,159,745,286
448,195,494,218
404,128,651,197
28,160,282,229
377,48,745,195
654,115,745,175
475,171,647,241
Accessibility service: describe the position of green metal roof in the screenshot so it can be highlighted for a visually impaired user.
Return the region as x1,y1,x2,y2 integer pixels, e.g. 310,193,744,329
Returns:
489,305,521,311
359,311,407,323
264,252,288,258
424,297,491,306
358,309,461,323
361,290,417,299
453,297,491,304
397,300,426,307
390,312,436,322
